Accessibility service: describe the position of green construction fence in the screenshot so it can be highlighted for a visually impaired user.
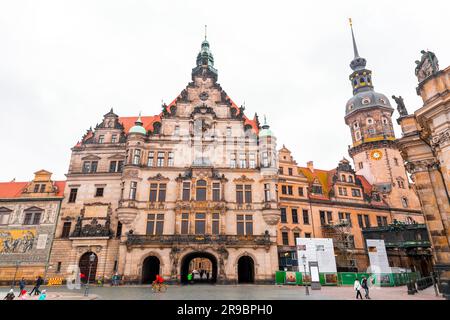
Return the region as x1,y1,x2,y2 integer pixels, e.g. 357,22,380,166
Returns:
275,271,420,287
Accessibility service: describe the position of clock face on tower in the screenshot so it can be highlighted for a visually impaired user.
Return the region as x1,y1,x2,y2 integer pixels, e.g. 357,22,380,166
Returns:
370,149,383,160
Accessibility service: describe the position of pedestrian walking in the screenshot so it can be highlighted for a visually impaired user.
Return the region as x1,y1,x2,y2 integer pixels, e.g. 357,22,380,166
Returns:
19,290,27,300
354,278,363,300
3,289,15,300
29,276,43,296
361,277,370,299
19,278,26,296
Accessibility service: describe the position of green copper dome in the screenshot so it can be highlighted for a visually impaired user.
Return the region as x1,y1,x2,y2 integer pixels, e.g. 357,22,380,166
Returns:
129,115,147,135
259,116,273,137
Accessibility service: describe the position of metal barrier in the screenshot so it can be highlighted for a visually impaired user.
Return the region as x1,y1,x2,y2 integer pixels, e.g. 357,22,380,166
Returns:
416,276,434,291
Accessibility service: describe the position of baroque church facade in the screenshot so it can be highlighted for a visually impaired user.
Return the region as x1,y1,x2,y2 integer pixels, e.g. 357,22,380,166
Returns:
47,38,280,284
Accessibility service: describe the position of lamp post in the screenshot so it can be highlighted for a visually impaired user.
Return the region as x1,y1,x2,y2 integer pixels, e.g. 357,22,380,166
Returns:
302,254,309,296
11,261,20,289
84,253,96,297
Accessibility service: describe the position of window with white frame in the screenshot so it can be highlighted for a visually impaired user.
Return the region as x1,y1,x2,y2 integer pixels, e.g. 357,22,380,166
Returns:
132,149,141,165
0,208,11,225
157,152,165,167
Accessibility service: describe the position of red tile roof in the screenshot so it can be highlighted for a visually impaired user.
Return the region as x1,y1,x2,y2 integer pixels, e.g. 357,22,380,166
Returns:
0,181,66,199
119,115,161,133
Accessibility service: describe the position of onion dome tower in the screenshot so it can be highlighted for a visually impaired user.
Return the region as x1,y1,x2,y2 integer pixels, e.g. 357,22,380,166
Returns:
344,19,413,208
191,26,218,81
129,114,147,135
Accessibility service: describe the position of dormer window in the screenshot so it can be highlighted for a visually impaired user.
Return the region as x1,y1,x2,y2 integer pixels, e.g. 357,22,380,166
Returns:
382,117,389,125
353,121,359,129
98,135,104,144
341,175,346,182
349,104,354,110
311,185,323,195
348,175,353,183
111,135,117,143
379,98,386,104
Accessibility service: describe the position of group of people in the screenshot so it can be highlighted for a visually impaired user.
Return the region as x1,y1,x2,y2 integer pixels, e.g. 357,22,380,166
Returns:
3,276,47,300
188,269,210,282
354,277,372,300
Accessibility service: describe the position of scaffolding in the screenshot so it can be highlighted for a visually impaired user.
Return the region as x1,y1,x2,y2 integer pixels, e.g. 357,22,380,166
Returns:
321,219,356,271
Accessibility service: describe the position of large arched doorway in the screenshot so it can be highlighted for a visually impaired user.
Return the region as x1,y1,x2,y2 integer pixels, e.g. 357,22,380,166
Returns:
79,252,98,283
238,256,255,283
181,252,217,284
142,256,160,284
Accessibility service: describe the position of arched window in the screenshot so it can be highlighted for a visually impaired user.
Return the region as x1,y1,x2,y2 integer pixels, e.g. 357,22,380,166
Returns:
353,121,359,129
196,180,207,201
360,78,365,84
348,175,354,183
401,197,409,208
382,117,389,125
355,130,361,141
341,175,346,182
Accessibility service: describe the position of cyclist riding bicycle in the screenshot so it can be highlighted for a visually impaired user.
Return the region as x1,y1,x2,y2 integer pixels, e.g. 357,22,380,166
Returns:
155,274,164,284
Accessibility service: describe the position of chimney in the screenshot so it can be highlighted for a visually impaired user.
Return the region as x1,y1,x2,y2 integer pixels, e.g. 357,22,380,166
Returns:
307,161,314,173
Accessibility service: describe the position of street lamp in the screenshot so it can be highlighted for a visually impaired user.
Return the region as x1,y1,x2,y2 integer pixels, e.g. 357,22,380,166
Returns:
301,254,309,296
11,261,20,289
84,253,96,297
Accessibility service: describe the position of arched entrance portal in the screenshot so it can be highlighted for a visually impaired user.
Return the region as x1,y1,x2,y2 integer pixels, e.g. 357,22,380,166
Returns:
142,256,160,284
79,252,98,283
181,252,217,284
238,256,255,283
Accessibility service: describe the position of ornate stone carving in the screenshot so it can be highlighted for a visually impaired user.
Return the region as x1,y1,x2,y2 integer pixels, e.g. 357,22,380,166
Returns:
71,217,113,238
431,129,450,149
415,50,439,83
405,159,440,174
392,95,408,117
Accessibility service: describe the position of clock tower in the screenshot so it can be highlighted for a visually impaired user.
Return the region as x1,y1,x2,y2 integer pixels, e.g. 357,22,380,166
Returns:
344,20,419,209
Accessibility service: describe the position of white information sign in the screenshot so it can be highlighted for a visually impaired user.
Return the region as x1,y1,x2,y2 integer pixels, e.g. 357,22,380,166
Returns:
366,239,391,273
36,234,48,250
296,238,337,273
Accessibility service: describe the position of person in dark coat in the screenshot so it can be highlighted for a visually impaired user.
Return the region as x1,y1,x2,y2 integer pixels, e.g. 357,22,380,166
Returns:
29,276,43,296
18,278,26,296
361,277,370,299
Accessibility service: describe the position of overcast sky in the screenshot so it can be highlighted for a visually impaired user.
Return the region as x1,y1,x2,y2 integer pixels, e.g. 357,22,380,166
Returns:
0,0,448,181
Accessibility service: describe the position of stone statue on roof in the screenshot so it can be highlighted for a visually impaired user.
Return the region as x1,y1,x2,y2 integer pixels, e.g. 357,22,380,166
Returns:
415,50,439,83
392,95,408,117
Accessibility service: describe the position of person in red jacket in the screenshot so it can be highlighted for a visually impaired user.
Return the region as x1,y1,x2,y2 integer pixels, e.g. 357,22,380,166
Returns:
155,274,164,284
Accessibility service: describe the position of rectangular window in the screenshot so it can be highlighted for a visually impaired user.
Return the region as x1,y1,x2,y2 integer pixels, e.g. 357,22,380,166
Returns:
111,135,117,143
288,168,293,176
195,213,206,234
244,185,252,203
230,153,236,168
181,213,189,234
382,216,388,226
174,126,180,136
117,161,124,172
68,188,78,203
212,213,220,235
358,162,363,169
320,211,326,226
39,184,46,192
377,216,382,227
0,210,10,225
24,211,41,225
298,187,304,197
226,127,232,137
147,151,154,167
82,161,97,173
282,232,289,245
34,184,40,192
305,233,311,238
280,208,287,223
157,152,165,167
352,188,361,197
249,154,256,169
364,215,371,228
158,183,166,202
116,221,122,238
61,222,71,238
236,215,252,235
239,153,246,168
262,152,269,167
281,185,287,195
327,211,333,224
98,135,104,143
95,187,104,197
236,185,244,204
182,182,191,201
56,262,62,273
311,185,323,194
146,214,164,235
196,180,207,201
109,161,117,173
357,214,364,228
293,232,300,242
212,183,220,201
264,183,271,202
168,152,174,167
129,181,137,200
292,209,298,224
302,210,309,225
133,149,141,165
149,183,158,202
338,212,344,220
346,213,352,226
287,186,293,195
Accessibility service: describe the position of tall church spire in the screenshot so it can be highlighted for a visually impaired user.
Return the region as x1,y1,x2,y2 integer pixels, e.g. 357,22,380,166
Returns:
192,27,218,81
348,18,367,72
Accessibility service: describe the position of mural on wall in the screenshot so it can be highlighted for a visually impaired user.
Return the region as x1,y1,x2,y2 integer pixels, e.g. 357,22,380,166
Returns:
0,229,36,254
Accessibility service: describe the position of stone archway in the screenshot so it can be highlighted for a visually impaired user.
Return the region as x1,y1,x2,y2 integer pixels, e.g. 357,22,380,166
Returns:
180,251,218,284
141,256,160,284
237,255,255,283
79,252,98,283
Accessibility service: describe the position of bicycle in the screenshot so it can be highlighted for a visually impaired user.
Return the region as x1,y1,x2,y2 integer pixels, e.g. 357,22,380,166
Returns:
151,281,167,293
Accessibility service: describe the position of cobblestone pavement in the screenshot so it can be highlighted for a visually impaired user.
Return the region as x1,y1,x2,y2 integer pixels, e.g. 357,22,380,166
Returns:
0,284,444,300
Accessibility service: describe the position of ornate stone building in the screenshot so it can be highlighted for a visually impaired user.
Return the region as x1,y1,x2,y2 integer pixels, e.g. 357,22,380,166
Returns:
0,170,64,283
277,148,428,274
276,22,427,275
48,38,280,284
397,52,450,297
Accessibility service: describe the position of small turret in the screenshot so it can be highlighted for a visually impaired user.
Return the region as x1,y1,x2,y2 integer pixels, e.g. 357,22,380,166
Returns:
129,114,147,135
